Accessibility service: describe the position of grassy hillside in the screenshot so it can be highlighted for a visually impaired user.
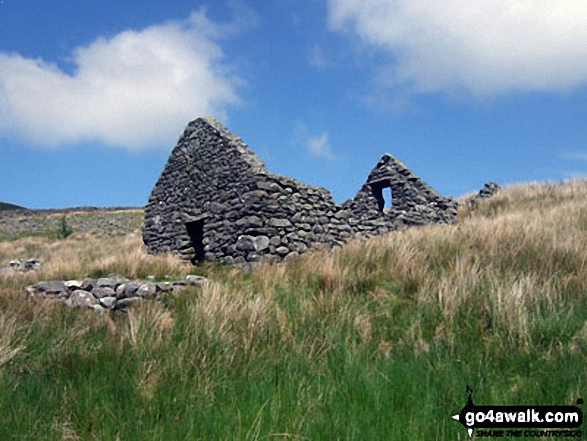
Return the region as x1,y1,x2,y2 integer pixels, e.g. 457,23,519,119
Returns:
0,180,585,440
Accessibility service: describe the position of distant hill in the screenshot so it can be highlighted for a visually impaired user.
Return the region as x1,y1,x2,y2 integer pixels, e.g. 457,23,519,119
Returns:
0,202,27,211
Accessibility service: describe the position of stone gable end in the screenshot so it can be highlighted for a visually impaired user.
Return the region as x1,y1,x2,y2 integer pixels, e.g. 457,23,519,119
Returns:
142,117,458,265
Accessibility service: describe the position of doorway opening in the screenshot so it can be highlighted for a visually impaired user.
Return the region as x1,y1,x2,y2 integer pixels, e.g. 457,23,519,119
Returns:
185,219,205,264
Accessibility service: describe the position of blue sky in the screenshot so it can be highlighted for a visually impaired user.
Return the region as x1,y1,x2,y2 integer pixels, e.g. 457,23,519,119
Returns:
1,0,587,209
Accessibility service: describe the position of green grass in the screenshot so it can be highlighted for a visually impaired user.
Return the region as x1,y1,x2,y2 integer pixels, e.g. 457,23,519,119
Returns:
0,180,586,440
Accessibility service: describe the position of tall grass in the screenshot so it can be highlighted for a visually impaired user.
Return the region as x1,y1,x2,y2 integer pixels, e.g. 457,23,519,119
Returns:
0,179,585,439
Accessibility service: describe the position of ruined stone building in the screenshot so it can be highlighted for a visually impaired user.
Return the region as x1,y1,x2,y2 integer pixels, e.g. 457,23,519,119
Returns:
142,117,457,265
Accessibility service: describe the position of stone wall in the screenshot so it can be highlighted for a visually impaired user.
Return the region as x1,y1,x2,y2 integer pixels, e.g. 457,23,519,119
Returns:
143,117,457,265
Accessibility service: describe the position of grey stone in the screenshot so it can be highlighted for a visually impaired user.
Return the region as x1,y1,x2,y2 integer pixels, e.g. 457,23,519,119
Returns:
96,277,124,289
36,281,66,296
81,278,95,291
70,290,98,308
284,251,299,262
254,235,270,252
268,218,292,228
91,304,106,314
236,235,256,252
99,296,117,309
93,286,115,299
275,246,290,256
64,280,83,291
123,281,142,297
269,235,282,247
136,282,158,299
186,275,208,287
115,297,144,309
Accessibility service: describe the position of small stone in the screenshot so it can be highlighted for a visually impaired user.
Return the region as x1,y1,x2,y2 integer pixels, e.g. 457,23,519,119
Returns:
91,304,106,314
254,235,270,252
186,275,208,287
156,282,172,292
36,281,66,296
136,282,157,299
269,235,282,247
93,287,115,299
99,296,117,309
115,297,144,309
81,278,95,291
236,235,256,252
70,290,98,308
284,251,299,262
275,246,290,256
96,277,119,289
268,218,292,228
64,280,83,291
121,281,142,298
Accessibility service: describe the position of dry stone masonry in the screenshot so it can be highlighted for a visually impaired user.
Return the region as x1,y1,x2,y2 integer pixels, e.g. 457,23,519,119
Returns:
26,276,208,312
471,182,501,204
143,117,458,265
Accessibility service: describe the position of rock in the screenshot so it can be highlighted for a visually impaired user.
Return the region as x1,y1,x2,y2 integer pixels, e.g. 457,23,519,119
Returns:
472,182,501,203
69,290,98,308
91,304,106,314
236,235,256,252
136,282,158,299
25,258,41,270
115,297,144,309
156,282,173,292
96,277,122,289
186,275,208,287
120,280,142,299
81,278,95,291
93,287,115,299
64,280,83,291
290,242,308,253
36,281,66,296
269,235,282,247
99,296,117,309
268,218,292,228
284,251,299,262
254,235,270,252
275,246,290,256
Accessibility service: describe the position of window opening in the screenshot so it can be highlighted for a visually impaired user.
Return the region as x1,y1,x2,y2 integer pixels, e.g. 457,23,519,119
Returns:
371,181,393,213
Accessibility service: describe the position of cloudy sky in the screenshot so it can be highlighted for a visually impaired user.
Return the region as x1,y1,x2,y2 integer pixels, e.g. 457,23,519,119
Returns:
1,0,586,208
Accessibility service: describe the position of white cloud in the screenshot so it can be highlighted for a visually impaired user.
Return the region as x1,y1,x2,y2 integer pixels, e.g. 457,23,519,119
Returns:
293,121,336,161
307,132,335,161
0,10,243,150
328,0,587,96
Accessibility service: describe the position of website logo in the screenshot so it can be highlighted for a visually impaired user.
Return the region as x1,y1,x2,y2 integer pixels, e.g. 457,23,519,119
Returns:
452,386,583,438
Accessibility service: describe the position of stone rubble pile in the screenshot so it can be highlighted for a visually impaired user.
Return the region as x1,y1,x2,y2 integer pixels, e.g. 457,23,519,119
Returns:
25,275,208,312
0,258,42,277
9,258,42,271
471,182,501,203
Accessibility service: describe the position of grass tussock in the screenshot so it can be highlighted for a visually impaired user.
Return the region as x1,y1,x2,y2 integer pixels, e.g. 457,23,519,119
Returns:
0,179,586,439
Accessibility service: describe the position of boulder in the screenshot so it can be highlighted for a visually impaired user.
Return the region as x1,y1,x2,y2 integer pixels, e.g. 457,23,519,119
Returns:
69,290,98,308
